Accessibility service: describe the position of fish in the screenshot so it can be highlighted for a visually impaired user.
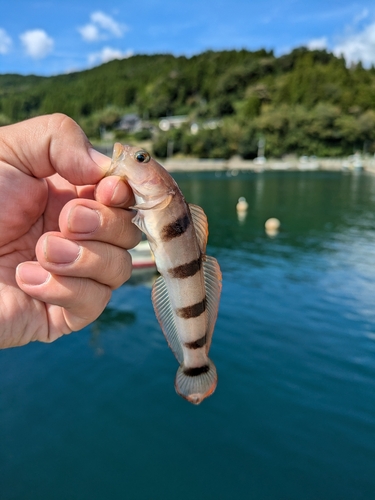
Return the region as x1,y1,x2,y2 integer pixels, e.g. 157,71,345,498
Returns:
107,143,222,404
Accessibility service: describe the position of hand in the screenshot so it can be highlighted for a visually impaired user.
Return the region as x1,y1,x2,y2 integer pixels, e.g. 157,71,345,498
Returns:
0,114,141,348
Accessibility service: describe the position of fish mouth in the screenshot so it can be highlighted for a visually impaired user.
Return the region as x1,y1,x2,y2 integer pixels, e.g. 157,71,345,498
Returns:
114,142,133,158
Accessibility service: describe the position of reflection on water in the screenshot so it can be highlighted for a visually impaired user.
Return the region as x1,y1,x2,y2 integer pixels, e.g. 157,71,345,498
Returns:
90,309,137,356
89,270,158,355
2,170,375,500
96,306,137,328
126,268,158,287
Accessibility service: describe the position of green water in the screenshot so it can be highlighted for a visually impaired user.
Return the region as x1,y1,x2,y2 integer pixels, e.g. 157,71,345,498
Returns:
1,170,375,499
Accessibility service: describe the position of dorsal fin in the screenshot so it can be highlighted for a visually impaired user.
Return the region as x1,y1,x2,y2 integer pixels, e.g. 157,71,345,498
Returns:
188,203,208,254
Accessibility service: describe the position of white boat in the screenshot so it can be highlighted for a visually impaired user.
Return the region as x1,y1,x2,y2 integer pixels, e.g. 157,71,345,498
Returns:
128,239,156,269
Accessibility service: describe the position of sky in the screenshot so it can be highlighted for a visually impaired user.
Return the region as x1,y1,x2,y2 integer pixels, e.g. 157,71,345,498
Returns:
1,0,375,76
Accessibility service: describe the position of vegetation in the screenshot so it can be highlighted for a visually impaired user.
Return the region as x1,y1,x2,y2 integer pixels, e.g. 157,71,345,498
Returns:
1,48,375,158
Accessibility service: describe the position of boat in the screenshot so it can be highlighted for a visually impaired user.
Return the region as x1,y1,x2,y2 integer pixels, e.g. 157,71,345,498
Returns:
128,239,156,269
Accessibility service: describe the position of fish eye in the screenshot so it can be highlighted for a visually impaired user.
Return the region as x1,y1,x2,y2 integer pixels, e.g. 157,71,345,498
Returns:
134,150,151,163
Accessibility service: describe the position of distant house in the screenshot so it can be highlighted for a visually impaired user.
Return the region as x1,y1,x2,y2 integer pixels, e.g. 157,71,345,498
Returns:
202,119,221,130
116,114,143,133
159,115,189,131
190,119,222,135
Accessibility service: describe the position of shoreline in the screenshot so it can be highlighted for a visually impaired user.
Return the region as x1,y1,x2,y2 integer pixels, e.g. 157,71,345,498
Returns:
164,156,375,173
95,145,375,173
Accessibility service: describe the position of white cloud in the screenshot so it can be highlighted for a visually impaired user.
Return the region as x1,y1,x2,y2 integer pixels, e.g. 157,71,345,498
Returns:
307,37,328,50
0,28,12,54
88,47,133,65
78,11,127,42
79,24,100,42
333,21,375,67
353,8,369,25
20,29,54,59
91,12,125,37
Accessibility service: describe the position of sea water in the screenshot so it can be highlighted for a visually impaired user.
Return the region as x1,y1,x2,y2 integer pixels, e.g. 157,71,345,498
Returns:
1,170,375,500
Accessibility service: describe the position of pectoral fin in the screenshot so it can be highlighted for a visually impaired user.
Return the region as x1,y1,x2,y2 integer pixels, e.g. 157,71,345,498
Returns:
189,204,208,254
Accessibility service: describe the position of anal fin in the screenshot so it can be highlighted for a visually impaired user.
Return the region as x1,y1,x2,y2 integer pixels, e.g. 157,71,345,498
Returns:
202,255,222,353
151,275,183,363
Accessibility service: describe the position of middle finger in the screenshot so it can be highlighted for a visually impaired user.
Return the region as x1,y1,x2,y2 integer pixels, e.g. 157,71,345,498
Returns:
59,198,141,248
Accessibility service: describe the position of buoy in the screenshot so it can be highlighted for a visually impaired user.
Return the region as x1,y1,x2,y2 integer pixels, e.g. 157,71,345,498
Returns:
236,197,248,222
236,197,248,212
265,217,280,237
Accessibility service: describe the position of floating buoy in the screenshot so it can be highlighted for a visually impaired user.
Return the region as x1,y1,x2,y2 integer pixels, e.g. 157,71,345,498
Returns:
265,217,280,237
236,197,248,222
236,197,248,212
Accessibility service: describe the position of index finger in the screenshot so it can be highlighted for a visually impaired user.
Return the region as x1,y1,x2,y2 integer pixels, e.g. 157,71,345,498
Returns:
94,176,135,208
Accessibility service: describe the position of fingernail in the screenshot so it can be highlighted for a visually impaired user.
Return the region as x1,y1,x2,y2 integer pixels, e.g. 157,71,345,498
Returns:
44,236,80,264
17,263,50,286
68,205,100,234
111,179,130,206
88,148,111,170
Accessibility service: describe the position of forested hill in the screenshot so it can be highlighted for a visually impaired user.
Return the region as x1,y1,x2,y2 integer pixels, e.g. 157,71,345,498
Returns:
1,48,375,158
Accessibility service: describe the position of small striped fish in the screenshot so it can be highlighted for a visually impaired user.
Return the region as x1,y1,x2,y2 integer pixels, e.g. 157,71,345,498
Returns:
108,144,222,404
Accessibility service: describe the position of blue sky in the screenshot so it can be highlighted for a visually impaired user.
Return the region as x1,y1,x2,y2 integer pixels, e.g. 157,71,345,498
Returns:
1,0,375,76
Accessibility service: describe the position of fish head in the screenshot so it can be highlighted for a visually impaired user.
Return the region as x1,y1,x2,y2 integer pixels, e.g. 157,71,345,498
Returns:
108,143,176,205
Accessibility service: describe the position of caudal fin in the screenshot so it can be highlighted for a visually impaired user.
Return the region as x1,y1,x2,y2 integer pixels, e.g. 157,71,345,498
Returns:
175,359,217,405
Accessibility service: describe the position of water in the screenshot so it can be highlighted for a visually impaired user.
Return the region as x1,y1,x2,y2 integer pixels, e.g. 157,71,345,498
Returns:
2,170,375,499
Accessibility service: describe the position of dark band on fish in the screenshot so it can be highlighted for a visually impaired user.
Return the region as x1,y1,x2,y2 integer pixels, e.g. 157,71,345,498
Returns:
169,256,202,279
184,334,207,350
161,214,190,241
183,365,210,377
176,298,206,319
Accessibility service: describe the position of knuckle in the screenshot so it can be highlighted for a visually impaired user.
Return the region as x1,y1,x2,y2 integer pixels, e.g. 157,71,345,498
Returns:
48,113,76,132
74,278,111,316
109,208,141,249
105,249,132,289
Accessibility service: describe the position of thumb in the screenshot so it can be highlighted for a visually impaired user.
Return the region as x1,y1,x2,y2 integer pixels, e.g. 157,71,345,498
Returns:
0,113,111,185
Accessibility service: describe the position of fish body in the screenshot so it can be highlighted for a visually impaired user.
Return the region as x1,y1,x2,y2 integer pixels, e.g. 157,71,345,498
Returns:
108,144,222,404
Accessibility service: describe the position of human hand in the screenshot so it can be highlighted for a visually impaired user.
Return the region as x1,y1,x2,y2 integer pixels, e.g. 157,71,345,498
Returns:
0,114,141,348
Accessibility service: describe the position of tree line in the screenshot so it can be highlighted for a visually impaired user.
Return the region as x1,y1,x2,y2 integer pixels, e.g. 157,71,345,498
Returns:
1,48,375,158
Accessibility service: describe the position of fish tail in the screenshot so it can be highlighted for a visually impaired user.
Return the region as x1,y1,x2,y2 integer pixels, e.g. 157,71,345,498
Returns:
175,358,217,405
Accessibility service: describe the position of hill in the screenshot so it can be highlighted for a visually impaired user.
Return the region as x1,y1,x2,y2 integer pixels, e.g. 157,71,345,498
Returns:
1,48,375,158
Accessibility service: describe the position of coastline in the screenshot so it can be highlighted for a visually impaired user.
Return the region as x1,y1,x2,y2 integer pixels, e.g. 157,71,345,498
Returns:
95,145,375,173
163,155,375,173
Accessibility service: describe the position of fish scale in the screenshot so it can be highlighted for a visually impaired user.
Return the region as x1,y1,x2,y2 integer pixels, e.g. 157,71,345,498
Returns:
107,143,222,404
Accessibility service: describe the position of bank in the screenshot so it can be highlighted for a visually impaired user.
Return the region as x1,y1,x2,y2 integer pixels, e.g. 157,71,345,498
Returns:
95,144,375,174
